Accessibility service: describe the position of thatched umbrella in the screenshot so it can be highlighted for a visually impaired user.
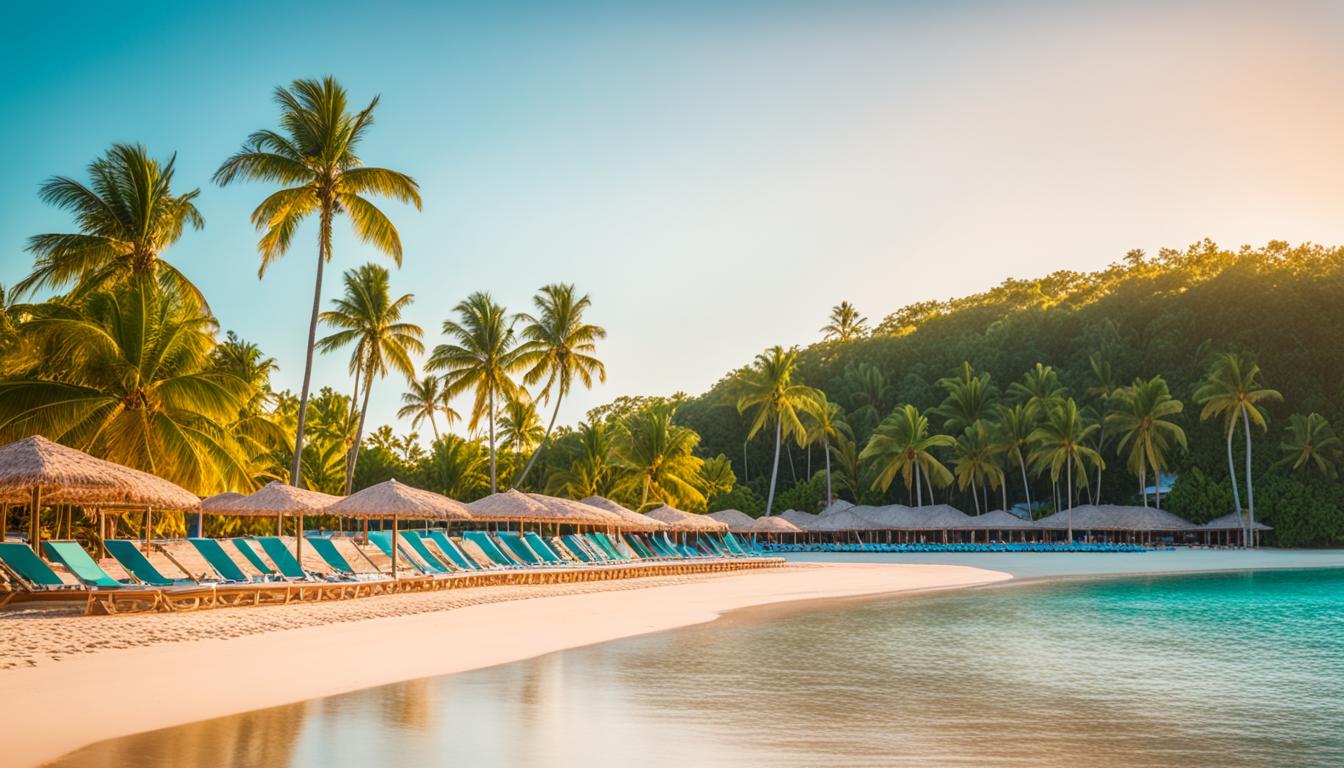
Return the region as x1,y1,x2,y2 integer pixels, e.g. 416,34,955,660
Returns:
526,493,625,527
807,508,880,533
707,508,756,533
467,489,555,525
644,505,729,533
0,435,200,555
325,479,471,577
778,508,820,529
210,481,342,562
580,495,668,532
747,515,802,536
1034,504,1198,543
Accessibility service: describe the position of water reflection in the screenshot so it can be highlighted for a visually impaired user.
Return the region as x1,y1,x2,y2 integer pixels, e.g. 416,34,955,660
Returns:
51,569,1344,768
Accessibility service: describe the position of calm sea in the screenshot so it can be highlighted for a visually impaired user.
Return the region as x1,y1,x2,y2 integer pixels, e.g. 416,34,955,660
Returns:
51,563,1344,768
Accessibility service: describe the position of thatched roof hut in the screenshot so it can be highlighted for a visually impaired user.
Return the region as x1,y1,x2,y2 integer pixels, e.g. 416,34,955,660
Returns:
325,479,471,520
467,489,554,523
819,499,855,516
955,509,1042,530
778,508,820,528
747,516,802,534
1200,512,1272,531
1034,504,1198,531
645,505,729,532
208,480,340,517
580,495,667,531
0,435,200,510
852,504,915,529
707,508,756,533
807,508,880,532
526,493,625,526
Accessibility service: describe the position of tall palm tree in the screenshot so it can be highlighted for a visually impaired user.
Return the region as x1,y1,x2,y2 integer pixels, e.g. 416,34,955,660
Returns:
1028,398,1105,541
828,432,865,503
860,404,955,505
820,301,869,342
698,454,737,501
951,422,1005,514
317,264,422,493
214,76,422,488
1085,354,1121,500
18,144,205,303
512,284,607,487
610,403,706,511
1278,412,1340,478
1106,376,1186,508
546,421,614,499
934,362,997,433
420,435,489,500
734,346,817,516
0,279,250,494
427,292,524,493
1194,352,1281,542
803,392,850,507
208,332,287,485
1008,363,1067,417
842,362,894,433
398,374,459,441
994,404,1037,516
497,395,544,456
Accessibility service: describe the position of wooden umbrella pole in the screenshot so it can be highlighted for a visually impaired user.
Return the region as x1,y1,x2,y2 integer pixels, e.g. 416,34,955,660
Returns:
1,503,6,542
30,486,42,556
143,506,153,555
97,509,106,558
391,514,399,579
296,512,304,562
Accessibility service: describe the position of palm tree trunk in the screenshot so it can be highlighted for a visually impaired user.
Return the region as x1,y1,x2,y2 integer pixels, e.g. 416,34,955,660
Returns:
915,462,924,507
289,206,332,486
970,482,980,514
1241,408,1256,547
1017,447,1032,516
1066,459,1074,543
1140,464,1148,508
765,419,782,516
1225,419,1243,544
1000,480,1008,514
428,411,440,442
344,364,375,495
823,434,833,506
1094,423,1105,504
487,387,497,493
515,374,561,488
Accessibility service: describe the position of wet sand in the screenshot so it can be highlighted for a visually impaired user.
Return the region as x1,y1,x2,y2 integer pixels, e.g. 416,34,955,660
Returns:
0,562,1008,767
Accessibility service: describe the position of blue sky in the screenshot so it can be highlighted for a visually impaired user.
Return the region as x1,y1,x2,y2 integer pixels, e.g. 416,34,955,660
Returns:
4,1,1344,441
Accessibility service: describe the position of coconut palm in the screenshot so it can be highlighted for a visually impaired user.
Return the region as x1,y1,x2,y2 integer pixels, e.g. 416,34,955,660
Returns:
0,279,250,494
397,374,459,441
828,432,865,503
842,362,894,431
802,392,851,507
1278,412,1339,478
1008,363,1067,417
1085,353,1122,500
546,421,614,499
1194,352,1282,542
860,404,955,506
317,264,422,493
420,435,489,500
427,292,525,493
610,403,706,511
1028,398,1105,541
734,346,818,516
951,422,1005,514
511,284,607,487
820,301,869,342
208,332,288,484
994,404,1037,516
17,144,206,304
1106,376,1186,508
497,395,544,455
698,454,737,500
214,76,422,487
934,362,998,433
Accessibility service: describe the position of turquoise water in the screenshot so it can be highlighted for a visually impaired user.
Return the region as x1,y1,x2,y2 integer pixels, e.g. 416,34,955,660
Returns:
51,567,1344,767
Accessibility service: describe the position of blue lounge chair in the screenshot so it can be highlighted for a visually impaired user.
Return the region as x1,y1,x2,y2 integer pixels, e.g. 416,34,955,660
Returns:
105,539,194,586
559,534,597,562
42,541,127,587
188,538,253,582
645,534,680,558
588,532,628,560
232,539,277,576
522,532,563,564
305,536,356,575
400,531,454,573
623,534,657,559
496,531,541,564
425,531,480,570
463,531,522,567
367,530,436,575
255,537,311,579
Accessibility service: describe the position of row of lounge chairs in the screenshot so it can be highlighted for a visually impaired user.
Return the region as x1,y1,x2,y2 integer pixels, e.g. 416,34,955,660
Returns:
762,542,1158,553
0,530,765,613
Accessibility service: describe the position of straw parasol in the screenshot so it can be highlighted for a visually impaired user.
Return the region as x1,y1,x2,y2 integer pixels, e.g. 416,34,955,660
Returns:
1034,504,1199,535
467,489,556,524
0,435,200,554
326,479,472,577
580,495,668,532
746,516,801,535
525,493,625,526
955,509,1042,530
807,508,880,532
208,480,342,562
778,508,820,529
1200,511,1271,531
707,508,756,533
645,505,729,532
201,492,245,512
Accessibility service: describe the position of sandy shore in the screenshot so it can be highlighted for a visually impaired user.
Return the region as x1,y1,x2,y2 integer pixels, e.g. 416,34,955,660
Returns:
1,562,1008,767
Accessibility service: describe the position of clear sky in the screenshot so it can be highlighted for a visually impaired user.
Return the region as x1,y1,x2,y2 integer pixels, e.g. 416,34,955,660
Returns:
4,1,1344,441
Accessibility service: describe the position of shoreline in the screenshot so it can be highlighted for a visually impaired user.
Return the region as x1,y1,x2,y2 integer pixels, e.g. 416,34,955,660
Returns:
3,562,1009,768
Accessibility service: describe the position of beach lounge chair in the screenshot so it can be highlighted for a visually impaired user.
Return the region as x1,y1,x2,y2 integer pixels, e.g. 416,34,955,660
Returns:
367,531,437,575
588,532,628,560
42,541,129,587
522,532,563,564
231,539,277,577
255,537,313,579
463,531,523,567
557,535,594,562
0,542,188,614
622,534,657,559
400,531,456,573
105,539,195,586
188,538,254,583
424,531,480,571
0,542,87,593
495,531,542,565
305,536,356,575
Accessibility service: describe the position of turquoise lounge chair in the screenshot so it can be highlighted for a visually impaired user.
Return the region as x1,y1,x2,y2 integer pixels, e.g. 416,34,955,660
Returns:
463,531,521,567
105,539,193,586
558,535,595,562
367,530,435,575
722,532,753,557
648,534,681,558
522,532,563,563
42,541,126,587
495,531,541,564
425,531,479,570
188,538,252,582
401,531,454,573
623,534,657,559
698,535,729,557
0,542,86,591
232,539,277,576
255,537,311,579
588,532,628,560
305,537,355,575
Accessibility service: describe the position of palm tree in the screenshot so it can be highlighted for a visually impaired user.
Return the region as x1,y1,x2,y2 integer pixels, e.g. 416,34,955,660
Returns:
860,404,955,505
497,395,544,456
1106,376,1186,508
1194,352,1282,543
610,403,706,510
317,264,422,493
214,76,422,488
734,346,817,516
698,454,737,501
828,432,865,503
842,362,894,432
18,144,205,303
1279,413,1340,478
398,374,459,441
420,435,489,500
1008,363,1068,417
512,284,607,487
545,421,614,499
208,332,288,485
994,404,1037,516
951,422,1005,514
934,362,997,433
427,292,524,493
820,301,869,342
0,279,250,494
1028,398,1104,541
1085,354,1121,500
803,392,851,507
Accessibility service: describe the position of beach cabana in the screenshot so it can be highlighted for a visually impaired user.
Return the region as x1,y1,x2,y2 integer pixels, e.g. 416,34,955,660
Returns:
707,508,756,533
806,508,879,544
1035,504,1199,542
0,435,200,556
467,489,564,526
580,495,668,532
206,481,341,563
954,509,1043,543
525,493,624,527
325,479,471,577
1200,511,1271,547
644,505,729,533
778,509,820,529
746,515,801,544
819,499,855,516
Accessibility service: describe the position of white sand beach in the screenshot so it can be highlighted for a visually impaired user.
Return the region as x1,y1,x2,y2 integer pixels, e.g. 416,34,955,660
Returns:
0,562,1007,767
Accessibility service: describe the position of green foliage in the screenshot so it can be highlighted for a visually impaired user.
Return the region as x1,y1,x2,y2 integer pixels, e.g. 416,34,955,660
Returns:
1164,467,1233,524
707,485,765,516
